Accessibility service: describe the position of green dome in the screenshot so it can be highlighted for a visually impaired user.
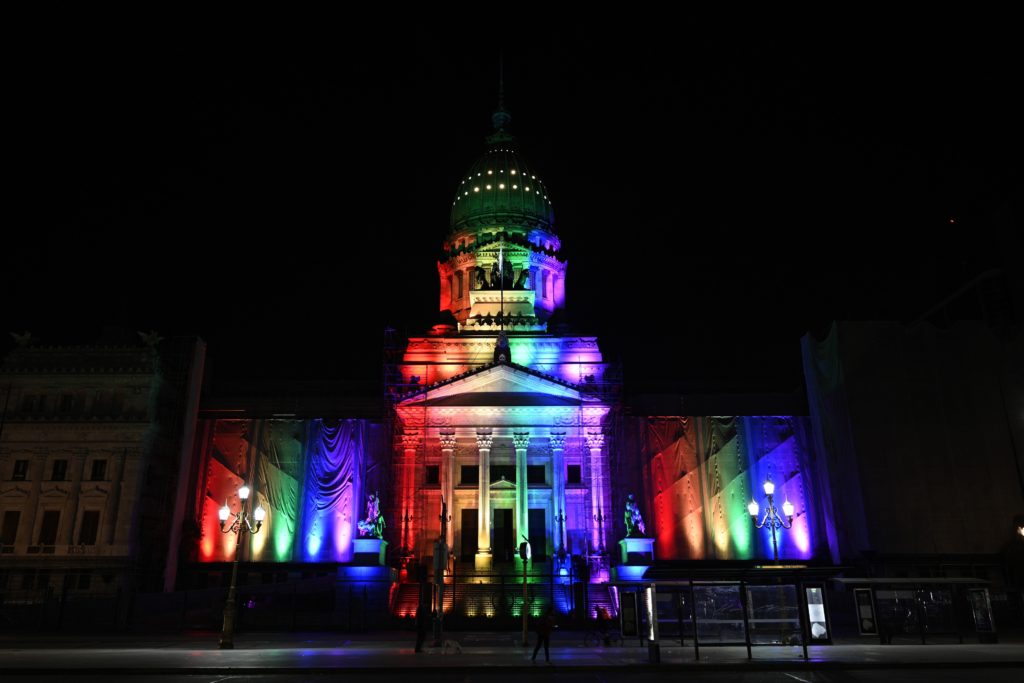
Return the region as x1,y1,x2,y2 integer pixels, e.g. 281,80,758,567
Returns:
450,145,555,233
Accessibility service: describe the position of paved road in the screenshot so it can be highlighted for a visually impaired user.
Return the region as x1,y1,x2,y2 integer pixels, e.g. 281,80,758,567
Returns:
2,631,1021,678
8,671,1024,682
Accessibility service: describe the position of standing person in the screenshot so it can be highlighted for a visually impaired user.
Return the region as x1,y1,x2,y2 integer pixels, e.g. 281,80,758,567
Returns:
414,595,430,653
531,607,556,663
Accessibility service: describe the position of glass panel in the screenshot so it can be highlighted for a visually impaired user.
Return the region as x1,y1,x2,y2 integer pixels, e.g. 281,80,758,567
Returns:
854,588,878,634
746,584,801,645
805,586,828,640
693,584,745,644
968,588,994,632
919,589,955,634
875,589,919,636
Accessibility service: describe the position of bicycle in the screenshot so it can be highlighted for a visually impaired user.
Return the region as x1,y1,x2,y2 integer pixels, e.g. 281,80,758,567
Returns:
584,625,623,647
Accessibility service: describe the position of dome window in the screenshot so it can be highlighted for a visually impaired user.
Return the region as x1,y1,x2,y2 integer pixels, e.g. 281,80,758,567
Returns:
474,187,480,192
487,170,493,175
499,183,505,189
486,184,492,190
512,184,518,189
511,169,516,175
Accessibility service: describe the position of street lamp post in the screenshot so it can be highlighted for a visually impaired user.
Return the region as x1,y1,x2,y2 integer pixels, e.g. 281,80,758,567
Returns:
593,507,606,554
519,536,531,646
748,477,794,562
218,484,265,649
554,509,566,559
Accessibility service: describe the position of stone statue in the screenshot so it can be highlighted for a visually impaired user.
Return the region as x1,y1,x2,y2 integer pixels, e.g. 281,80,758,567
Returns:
475,266,487,289
514,270,529,290
624,493,646,537
357,491,386,539
490,262,501,290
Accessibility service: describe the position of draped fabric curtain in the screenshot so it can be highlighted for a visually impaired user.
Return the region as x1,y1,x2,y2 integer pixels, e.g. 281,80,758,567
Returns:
802,324,868,563
703,417,754,558
194,418,373,564
251,421,305,562
301,419,365,562
196,420,252,562
645,418,705,559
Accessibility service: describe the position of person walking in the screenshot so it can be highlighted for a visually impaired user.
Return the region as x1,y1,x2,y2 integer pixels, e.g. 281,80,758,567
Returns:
531,607,556,663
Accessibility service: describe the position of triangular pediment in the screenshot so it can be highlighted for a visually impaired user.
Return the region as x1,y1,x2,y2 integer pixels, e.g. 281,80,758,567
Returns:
399,362,582,407
0,485,31,499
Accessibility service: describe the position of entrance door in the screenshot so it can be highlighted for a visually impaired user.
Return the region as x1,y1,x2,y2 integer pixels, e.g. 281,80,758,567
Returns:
460,509,477,562
528,508,547,561
493,508,514,563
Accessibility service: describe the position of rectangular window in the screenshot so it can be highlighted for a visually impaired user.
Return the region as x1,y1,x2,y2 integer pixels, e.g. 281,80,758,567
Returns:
21,395,37,412
455,271,464,299
490,465,515,483
78,572,92,590
1,511,20,546
90,460,107,481
567,465,582,484
38,511,60,546
12,460,29,481
51,459,68,481
60,394,75,413
78,511,100,545
527,465,546,485
425,465,440,485
460,465,478,486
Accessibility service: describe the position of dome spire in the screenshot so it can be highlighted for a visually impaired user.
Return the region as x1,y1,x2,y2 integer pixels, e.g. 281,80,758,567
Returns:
488,51,513,144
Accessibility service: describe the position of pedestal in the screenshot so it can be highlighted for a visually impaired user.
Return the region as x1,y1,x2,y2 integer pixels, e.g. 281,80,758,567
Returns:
613,537,655,581
474,550,493,571
352,538,387,566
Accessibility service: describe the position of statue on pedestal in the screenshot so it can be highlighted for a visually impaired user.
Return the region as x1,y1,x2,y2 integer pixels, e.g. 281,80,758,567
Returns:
357,491,386,539
624,493,646,537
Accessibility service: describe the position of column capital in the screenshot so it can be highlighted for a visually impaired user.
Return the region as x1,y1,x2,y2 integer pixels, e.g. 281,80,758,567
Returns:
512,432,531,449
549,431,567,450
438,432,457,450
400,431,422,449
475,430,493,449
585,431,605,450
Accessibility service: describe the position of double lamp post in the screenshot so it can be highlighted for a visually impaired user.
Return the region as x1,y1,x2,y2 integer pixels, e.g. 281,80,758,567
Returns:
218,484,265,649
748,476,794,562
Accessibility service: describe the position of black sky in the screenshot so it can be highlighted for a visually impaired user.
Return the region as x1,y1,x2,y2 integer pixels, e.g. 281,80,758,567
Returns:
6,25,1022,395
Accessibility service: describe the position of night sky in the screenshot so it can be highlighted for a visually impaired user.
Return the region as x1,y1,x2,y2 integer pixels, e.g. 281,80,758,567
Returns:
6,26,1021,397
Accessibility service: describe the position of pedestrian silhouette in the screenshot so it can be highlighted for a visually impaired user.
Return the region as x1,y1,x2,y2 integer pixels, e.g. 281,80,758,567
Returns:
531,607,556,663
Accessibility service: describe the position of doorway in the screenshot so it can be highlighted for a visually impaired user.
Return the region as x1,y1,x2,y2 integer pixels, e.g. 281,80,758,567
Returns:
460,508,477,562
528,508,547,561
493,508,514,563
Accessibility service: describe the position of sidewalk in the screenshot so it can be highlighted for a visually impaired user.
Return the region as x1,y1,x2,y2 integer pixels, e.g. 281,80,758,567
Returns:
1,631,1022,675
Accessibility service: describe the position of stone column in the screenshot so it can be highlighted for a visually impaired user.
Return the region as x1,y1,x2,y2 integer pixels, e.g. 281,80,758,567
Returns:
400,431,422,558
475,430,493,570
61,451,87,546
550,432,567,552
586,431,606,554
439,432,457,549
513,433,530,555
